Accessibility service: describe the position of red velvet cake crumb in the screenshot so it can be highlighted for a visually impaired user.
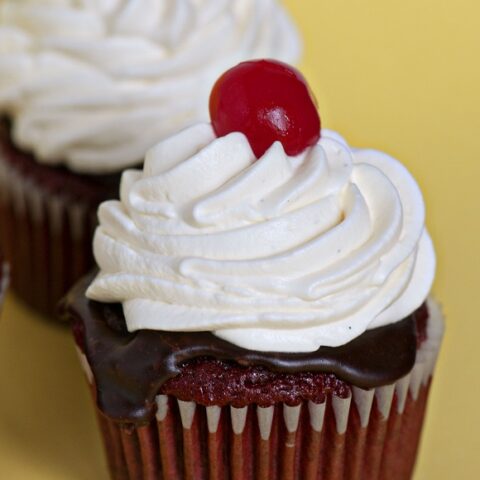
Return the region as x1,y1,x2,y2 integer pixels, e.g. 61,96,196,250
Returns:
161,358,351,408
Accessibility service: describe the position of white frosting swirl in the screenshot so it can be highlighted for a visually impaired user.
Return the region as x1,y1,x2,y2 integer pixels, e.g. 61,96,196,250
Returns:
0,0,301,174
87,125,436,352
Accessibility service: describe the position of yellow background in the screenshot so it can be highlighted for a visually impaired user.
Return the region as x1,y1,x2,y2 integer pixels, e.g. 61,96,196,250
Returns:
0,0,479,478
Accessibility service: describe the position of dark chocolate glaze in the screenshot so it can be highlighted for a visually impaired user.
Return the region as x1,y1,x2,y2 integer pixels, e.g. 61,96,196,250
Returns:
61,273,420,424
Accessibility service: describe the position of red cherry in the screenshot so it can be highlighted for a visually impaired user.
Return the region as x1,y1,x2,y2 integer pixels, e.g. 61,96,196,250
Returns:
209,59,321,158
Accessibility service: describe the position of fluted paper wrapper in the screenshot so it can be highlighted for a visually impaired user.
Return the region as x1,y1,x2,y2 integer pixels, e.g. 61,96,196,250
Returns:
0,129,116,316
78,300,444,480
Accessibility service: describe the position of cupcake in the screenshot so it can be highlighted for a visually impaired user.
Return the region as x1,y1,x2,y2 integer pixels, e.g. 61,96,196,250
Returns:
0,0,300,315
62,60,444,479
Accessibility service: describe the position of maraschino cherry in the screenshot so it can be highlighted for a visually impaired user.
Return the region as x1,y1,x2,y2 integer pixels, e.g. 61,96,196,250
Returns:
209,59,321,158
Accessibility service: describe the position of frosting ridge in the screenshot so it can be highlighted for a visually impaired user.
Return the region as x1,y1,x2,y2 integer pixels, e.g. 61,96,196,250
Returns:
87,125,436,352
0,0,301,174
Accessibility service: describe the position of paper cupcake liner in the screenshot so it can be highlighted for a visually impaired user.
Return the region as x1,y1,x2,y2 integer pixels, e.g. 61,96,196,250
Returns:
78,299,444,480
0,156,97,315
0,124,118,316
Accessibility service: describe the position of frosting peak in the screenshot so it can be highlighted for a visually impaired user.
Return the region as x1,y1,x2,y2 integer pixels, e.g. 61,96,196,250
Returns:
87,125,436,352
0,0,301,174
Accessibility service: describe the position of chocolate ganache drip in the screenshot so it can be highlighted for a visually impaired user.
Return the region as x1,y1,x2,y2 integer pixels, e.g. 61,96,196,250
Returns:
62,274,421,424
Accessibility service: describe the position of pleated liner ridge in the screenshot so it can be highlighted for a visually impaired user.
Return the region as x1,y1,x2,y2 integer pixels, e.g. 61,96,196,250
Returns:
79,302,443,480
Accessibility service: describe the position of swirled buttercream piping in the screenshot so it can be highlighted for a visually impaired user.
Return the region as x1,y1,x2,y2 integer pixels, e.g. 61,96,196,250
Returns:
0,0,301,174
87,125,436,352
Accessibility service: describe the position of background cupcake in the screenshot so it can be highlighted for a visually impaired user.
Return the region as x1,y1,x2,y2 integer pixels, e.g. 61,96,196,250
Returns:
0,0,301,315
62,61,443,479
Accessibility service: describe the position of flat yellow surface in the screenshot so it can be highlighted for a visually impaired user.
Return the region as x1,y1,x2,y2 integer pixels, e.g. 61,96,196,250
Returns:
0,0,479,478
